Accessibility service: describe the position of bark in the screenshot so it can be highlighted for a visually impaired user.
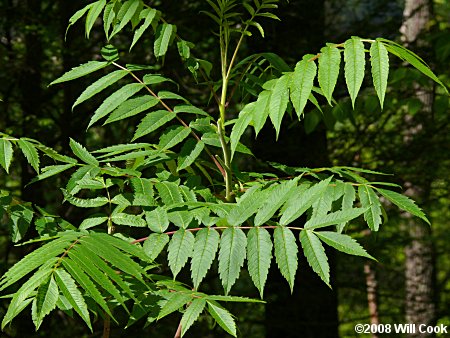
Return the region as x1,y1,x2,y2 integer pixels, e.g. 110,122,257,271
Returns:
400,1,437,336
364,261,380,338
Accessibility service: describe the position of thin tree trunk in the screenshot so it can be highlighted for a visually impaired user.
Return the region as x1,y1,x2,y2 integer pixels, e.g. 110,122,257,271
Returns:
364,261,380,338
400,1,437,336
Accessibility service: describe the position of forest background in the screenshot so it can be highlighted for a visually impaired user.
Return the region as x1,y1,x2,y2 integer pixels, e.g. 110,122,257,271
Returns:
0,0,449,337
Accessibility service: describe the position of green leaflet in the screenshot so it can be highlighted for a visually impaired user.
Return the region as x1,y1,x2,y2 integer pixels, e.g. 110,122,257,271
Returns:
154,23,176,58
337,184,356,233
168,210,193,229
201,133,253,155
61,258,113,319
31,275,58,330
69,138,99,166
315,231,374,259
207,301,237,337
73,70,129,109
159,90,188,102
0,139,13,173
61,189,109,208
280,177,333,226
132,110,176,141
247,227,272,298
131,177,154,206
68,246,127,307
254,179,298,226
100,149,156,162
88,83,144,128
143,233,169,260
379,38,448,94
103,2,116,39
299,230,330,286
145,207,169,233
269,74,290,140
191,228,220,289
168,229,195,278
218,227,247,295
181,298,206,336
68,248,131,306
34,143,77,164
358,185,382,231
85,0,106,38
18,139,40,173
2,264,53,329
50,61,108,86
143,74,173,86
93,142,151,154
79,235,145,279
67,166,101,194
177,39,192,60
158,126,191,151
344,37,366,108
0,234,78,291
9,204,34,243
111,213,146,227
318,46,341,105
230,103,254,160
76,177,107,190
376,188,429,224
305,208,366,230
130,8,159,51
370,41,389,109
177,139,205,171
290,55,317,118
79,215,108,230
204,295,263,303
273,227,298,292
174,105,209,116
252,90,271,136
110,0,142,39
311,184,344,218
226,185,265,226
91,232,150,262
158,292,192,320
155,181,183,205
66,3,94,38
55,269,92,330
29,164,76,185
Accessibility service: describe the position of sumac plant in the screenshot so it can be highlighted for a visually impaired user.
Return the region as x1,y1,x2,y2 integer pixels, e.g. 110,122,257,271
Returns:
0,0,447,337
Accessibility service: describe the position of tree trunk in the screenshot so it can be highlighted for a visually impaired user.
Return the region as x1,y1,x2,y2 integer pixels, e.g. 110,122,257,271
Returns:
364,261,380,338
400,1,437,336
